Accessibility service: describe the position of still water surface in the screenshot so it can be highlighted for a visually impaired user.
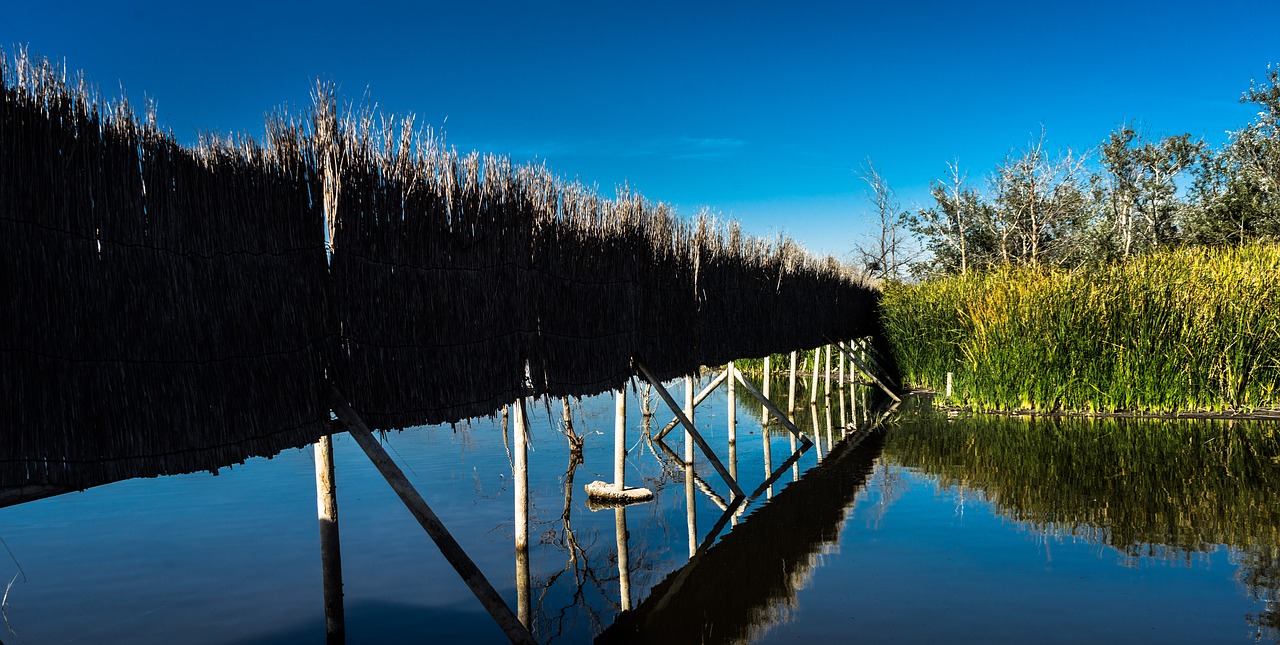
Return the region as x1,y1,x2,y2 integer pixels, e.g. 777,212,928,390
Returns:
1,379,1276,643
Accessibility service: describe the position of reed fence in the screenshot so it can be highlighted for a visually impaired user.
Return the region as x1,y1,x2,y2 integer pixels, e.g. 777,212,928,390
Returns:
0,51,879,489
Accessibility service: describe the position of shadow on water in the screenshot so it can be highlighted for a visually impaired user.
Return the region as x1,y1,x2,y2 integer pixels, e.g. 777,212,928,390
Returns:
597,421,888,644
234,600,505,645
881,405,1280,642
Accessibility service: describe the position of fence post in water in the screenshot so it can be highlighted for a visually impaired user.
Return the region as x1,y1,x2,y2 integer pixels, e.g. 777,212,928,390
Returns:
615,506,631,610
825,400,835,449
839,346,846,388
685,375,697,558
839,377,847,434
788,351,798,412
946,372,953,398
810,404,823,461
727,362,737,446
824,345,832,398
328,387,534,644
514,401,531,630
810,349,820,405
761,355,771,421
727,363,739,513
314,435,344,644
614,388,626,491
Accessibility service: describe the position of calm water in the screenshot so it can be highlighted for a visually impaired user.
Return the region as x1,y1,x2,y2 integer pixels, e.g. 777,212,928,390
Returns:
1,379,1277,644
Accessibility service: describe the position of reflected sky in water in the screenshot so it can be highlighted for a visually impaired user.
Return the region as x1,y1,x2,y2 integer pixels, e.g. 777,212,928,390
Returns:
1,382,1276,643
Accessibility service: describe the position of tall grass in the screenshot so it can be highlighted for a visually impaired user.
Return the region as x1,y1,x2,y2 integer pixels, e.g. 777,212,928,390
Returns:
880,243,1280,413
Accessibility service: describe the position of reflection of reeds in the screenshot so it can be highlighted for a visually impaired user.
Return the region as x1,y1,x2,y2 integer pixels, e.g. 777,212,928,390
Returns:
883,410,1280,639
2,50,879,489
880,245,1280,412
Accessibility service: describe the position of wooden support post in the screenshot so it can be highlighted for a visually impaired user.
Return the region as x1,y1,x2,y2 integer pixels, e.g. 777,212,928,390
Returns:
727,362,738,526
588,388,651,503
762,355,771,422
731,370,809,444
327,388,534,645
655,369,728,441
947,372,953,398
614,388,626,491
514,401,531,630
811,404,823,460
726,362,737,446
839,377,848,433
789,431,799,483
839,346,846,387
634,360,745,499
684,376,695,467
615,507,631,611
825,399,835,450
824,344,832,398
761,414,774,500
788,351,798,412
850,370,858,422
685,448,696,559
810,349,820,404
315,435,344,645
836,342,901,403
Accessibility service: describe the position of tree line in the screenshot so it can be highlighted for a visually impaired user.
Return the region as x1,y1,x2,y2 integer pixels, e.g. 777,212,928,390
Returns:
855,66,1280,280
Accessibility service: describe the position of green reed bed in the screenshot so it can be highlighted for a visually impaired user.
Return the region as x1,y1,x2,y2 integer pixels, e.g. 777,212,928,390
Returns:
879,244,1280,413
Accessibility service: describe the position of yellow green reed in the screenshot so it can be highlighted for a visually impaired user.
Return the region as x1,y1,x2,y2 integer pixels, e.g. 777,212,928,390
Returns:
879,243,1280,413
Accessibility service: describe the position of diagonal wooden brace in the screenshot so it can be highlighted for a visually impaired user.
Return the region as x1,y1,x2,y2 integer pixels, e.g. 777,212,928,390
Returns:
634,360,745,500
655,368,728,441
731,369,810,443
328,387,535,645
835,342,901,403
849,338,899,388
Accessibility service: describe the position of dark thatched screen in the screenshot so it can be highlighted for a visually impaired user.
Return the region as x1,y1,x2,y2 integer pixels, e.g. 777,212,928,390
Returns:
526,186,641,399
2,56,883,489
0,55,330,489
327,141,535,428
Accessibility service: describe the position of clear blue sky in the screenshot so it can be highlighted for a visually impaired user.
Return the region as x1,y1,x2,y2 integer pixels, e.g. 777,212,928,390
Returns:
5,1,1277,258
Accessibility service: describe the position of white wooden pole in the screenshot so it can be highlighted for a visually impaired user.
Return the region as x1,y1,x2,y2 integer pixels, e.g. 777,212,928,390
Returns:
824,344,832,398
762,355,771,421
615,507,631,610
513,401,530,629
809,349,819,404
328,388,534,644
788,350,798,411
727,362,737,445
614,388,626,491
315,435,344,644
634,361,744,499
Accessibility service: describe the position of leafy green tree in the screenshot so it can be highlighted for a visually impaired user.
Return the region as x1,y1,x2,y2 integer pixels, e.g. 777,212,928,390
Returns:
1185,66,1280,245
904,161,996,278
1094,124,1203,259
988,130,1089,266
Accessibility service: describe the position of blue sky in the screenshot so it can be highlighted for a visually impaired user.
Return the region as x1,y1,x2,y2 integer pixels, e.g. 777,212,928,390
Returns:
5,1,1277,258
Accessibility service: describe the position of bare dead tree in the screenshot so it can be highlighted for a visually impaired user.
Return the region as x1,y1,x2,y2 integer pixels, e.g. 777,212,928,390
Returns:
853,159,915,280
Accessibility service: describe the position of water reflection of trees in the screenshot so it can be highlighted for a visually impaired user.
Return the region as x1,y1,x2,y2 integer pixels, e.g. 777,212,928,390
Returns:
533,403,666,642
882,412,1280,640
